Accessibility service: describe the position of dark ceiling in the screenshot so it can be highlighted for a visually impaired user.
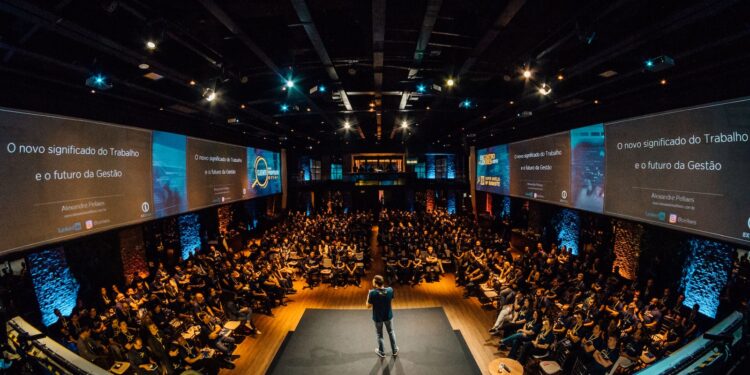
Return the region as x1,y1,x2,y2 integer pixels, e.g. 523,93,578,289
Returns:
1,0,749,153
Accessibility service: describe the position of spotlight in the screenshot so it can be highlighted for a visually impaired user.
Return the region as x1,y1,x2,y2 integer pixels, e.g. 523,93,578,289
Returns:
645,60,654,68
459,99,473,109
86,74,112,90
344,121,351,130
240,104,246,109
318,85,326,93
594,99,600,104
522,69,532,79
189,80,196,86
446,78,455,87
557,74,564,81
401,121,408,129
538,84,552,96
204,89,217,102
138,63,150,70
509,100,515,105
146,41,157,50
660,79,667,85
280,103,289,112
416,83,426,93
285,79,294,88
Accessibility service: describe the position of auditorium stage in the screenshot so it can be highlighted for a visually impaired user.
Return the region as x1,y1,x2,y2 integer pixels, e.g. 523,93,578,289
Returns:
266,307,482,375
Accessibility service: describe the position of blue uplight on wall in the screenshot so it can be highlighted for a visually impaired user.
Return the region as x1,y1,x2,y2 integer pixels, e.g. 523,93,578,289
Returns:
552,208,580,255
501,196,511,218
28,247,80,326
178,213,201,260
680,238,733,318
299,156,311,181
425,154,436,179
447,192,456,214
446,154,456,179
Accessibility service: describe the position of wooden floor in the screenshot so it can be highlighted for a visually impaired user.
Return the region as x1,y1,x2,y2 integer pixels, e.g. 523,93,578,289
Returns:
223,227,498,375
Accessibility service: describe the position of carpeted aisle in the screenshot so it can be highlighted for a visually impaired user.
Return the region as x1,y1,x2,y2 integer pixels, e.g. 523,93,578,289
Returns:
266,307,482,375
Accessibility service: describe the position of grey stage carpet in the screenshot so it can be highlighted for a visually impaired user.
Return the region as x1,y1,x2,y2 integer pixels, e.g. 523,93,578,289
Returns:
266,307,482,375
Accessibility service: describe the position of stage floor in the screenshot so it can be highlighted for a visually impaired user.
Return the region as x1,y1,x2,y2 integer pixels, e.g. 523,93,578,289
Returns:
266,307,482,375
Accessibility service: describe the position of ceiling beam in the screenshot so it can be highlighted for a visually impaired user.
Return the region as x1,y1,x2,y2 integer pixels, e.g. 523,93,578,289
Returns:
372,0,386,140
457,0,526,77
395,0,443,139
290,0,360,137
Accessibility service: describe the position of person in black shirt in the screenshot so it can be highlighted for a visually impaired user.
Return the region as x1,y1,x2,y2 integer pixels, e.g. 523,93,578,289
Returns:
146,323,173,374
592,335,620,374
127,337,159,375
366,275,398,357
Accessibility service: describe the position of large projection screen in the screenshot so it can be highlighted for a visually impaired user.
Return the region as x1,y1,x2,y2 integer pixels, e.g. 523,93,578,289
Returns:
0,109,154,254
509,132,572,206
605,99,750,245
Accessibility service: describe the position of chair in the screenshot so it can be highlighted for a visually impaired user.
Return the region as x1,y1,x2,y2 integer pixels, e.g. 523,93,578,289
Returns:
320,257,333,283
538,340,572,375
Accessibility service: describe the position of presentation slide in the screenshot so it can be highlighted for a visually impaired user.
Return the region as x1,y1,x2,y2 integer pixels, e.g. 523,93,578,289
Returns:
152,131,187,218
509,132,571,206
476,145,510,195
246,147,282,198
570,124,605,213
0,109,154,254
604,99,750,245
186,138,248,210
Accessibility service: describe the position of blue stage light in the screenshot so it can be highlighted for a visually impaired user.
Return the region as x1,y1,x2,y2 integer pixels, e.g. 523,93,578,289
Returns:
645,60,654,68
280,103,289,112
285,79,294,88
460,99,472,109
94,75,104,84
416,84,426,93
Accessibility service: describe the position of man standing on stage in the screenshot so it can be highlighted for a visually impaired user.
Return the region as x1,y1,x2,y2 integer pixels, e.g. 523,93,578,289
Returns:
366,275,399,357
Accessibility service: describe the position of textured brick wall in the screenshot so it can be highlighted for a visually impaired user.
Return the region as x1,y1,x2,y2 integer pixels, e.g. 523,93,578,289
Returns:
27,247,80,326
217,205,232,234
447,191,456,214
425,189,435,212
552,208,580,255
425,154,436,179
446,154,456,179
119,227,147,283
680,238,734,318
612,219,644,280
178,213,202,260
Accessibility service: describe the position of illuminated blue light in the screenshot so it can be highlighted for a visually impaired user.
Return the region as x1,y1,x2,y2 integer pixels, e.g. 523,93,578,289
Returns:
447,192,456,214
552,208,580,255
446,154,456,179
178,213,201,260
280,103,289,112
285,79,294,88
28,247,80,326
501,196,511,218
460,99,472,109
416,84,426,93
680,238,733,318
645,60,654,68
319,85,326,93
95,75,105,84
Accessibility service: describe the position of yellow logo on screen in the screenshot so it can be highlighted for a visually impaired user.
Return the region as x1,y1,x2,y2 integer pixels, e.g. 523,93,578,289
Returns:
252,155,270,188
479,153,498,166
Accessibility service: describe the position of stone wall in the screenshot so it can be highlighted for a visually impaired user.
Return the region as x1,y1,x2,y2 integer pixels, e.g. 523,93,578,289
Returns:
612,219,644,280
119,227,147,283
27,247,80,326
680,238,734,318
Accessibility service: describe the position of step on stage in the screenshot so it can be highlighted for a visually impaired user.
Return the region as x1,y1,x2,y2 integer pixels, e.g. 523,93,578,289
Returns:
266,307,482,375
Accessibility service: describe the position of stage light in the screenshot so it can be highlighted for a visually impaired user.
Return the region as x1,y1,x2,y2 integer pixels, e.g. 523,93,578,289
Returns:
538,84,551,95
645,60,654,68
459,99,473,109
90,89,96,94
240,104,246,109
594,99,600,104
446,78,455,87
426,106,431,110
86,74,112,90
509,100,514,105
522,69,532,79
189,80,196,86
285,79,294,88
146,41,157,50
138,63,150,70
416,83,426,93
660,79,667,85
280,103,289,112
318,85,326,93
557,74,564,80
401,121,408,129
204,89,217,102
344,121,351,130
